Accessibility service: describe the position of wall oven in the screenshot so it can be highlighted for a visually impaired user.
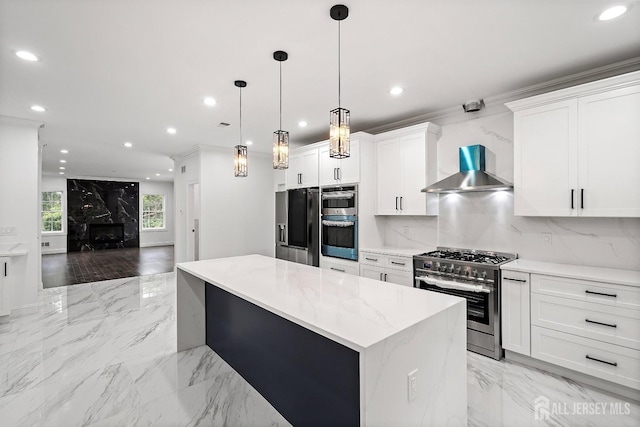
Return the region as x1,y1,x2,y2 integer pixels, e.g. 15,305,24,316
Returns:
321,186,358,261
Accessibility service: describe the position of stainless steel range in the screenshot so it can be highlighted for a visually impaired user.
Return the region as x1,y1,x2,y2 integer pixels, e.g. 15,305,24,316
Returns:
413,247,517,359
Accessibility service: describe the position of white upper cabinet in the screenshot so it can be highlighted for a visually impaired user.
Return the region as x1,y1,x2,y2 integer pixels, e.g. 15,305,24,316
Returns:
507,71,640,217
285,147,319,189
319,140,360,186
375,123,440,216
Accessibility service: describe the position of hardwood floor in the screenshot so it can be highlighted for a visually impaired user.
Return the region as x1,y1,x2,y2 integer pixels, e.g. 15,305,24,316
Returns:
42,246,175,289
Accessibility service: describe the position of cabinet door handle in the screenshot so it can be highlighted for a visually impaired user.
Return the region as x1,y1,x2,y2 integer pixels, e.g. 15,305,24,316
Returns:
400,197,403,210
379,272,383,280
365,257,378,262
585,319,617,328
571,189,574,209
581,188,584,209
338,168,341,180
585,290,617,298
585,355,617,367
333,168,337,180
395,197,399,210
391,261,405,266
330,267,345,273
503,277,527,283
3,262,6,277
384,273,388,281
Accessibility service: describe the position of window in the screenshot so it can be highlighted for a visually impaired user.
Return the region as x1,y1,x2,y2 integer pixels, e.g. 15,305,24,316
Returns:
142,194,165,229
42,191,63,233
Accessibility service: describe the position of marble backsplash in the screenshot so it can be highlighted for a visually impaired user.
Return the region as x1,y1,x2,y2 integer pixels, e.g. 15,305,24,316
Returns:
381,112,640,271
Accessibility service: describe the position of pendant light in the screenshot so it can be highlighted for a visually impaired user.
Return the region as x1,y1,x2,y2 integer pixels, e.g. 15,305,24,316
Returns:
234,80,248,177
273,51,289,170
329,4,350,159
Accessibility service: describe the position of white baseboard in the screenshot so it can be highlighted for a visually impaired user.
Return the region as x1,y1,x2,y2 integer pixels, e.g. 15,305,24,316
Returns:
10,303,39,318
42,248,67,255
139,242,175,248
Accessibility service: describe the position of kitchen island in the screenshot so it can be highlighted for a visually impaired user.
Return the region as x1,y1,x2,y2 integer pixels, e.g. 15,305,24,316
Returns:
176,254,467,426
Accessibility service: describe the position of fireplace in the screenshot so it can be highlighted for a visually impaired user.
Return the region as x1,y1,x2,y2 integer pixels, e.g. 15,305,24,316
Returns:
89,223,125,248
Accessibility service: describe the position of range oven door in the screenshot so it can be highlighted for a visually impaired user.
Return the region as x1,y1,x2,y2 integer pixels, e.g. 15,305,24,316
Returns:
321,215,357,261
415,275,495,335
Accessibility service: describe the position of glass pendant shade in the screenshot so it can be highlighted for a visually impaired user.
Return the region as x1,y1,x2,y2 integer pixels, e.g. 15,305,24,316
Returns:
329,107,350,159
273,130,289,169
234,144,248,177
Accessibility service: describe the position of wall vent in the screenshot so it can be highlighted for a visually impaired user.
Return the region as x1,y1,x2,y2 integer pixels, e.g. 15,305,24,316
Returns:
181,165,186,173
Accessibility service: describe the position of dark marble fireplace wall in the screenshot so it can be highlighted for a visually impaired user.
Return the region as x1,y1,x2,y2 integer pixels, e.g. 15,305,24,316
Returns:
67,179,139,251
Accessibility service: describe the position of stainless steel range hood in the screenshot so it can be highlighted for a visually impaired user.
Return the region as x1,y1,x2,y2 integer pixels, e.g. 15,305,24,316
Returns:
422,145,512,193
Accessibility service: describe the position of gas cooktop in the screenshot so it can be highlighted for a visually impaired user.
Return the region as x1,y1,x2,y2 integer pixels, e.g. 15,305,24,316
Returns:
415,247,516,266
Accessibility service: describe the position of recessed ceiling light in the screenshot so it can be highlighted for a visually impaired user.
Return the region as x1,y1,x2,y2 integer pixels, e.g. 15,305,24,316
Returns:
59,166,65,170
167,127,177,134
60,149,69,154
30,105,46,112
59,159,67,163
155,173,160,176
123,142,133,148
59,172,65,175
598,5,627,20
298,121,308,127
203,97,216,107
16,51,38,61
390,86,404,95
246,141,253,146
168,168,173,172
146,177,150,180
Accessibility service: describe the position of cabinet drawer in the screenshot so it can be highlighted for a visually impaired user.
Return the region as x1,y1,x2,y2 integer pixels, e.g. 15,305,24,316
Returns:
532,293,640,350
387,256,411,271
322,260,359,276
360,252,386,267
531,326,640,390
531,274,640,310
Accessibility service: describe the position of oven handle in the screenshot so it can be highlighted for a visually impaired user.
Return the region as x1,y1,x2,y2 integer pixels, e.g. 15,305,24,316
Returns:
415,276,491,293
322,220,355,227
321,191,356,199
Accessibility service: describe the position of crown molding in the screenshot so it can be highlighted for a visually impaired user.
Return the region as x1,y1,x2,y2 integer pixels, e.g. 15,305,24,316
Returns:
0,115,45,129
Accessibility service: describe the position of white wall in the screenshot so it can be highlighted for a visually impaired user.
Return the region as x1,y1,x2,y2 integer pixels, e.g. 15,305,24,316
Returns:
0,117,42,314
199,147,274,260
40,175,67,254
382,112,640,271
174,150,200,264
139,180,174,247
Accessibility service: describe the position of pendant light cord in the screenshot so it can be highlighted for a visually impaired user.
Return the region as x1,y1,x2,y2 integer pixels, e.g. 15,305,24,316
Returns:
338,20,341,108
279,61,282,131
239,87,243,145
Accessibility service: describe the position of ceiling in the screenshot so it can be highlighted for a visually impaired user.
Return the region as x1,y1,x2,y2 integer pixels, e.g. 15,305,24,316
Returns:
1,0,639,182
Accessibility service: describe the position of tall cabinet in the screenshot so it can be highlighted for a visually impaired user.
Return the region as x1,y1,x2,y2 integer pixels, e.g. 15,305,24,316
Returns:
507,71,640,217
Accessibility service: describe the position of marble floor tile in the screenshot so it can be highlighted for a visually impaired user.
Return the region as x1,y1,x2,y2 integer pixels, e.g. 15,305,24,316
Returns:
0,272,638,426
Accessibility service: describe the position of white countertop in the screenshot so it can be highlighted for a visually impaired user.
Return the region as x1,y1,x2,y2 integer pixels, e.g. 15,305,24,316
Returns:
360,246,435,257
0,243,28,257
501,259,640,287
177,254,464,351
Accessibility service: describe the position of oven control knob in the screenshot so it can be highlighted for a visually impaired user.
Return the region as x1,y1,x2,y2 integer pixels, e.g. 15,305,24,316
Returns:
440,265,447,272
481,271,488,279
472,269,478,277
448,264,455,272
455,267,461,274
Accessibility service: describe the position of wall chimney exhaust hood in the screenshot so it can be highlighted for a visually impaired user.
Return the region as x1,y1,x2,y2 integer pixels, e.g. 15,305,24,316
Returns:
422,145,512,193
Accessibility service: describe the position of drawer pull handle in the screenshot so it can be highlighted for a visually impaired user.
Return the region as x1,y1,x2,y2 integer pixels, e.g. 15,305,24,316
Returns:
585,319,617,328
503,277,527,283
585,355,617,367
365,257,378,262
585,290,617,298
391,261,405,266
330,267,345,273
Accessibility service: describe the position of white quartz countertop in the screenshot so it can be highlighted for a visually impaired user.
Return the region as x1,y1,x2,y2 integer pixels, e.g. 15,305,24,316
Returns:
501,259,640,287
360,247,435,257
0,243,28,257
177,254,464,351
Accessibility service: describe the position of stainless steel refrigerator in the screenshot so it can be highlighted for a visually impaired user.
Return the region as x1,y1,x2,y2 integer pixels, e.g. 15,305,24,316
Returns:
275,188,319,267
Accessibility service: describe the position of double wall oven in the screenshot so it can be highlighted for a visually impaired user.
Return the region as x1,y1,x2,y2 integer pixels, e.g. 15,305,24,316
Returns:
413,247,517,359
321,186,358,261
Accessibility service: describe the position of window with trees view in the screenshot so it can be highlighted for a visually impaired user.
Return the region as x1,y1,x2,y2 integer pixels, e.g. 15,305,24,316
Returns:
42,191,63,233
142,194,165,229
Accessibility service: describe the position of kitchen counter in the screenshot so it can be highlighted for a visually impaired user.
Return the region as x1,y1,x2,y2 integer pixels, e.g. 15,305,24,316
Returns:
360,246,435,257
0,243,27,257
501,259,640,287
176,254,466,426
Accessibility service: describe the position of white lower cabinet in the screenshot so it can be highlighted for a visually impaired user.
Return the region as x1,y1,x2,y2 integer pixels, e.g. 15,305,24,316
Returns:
0,257,8,316
531,326,640,390
359,251,413,287
501,270,531,356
